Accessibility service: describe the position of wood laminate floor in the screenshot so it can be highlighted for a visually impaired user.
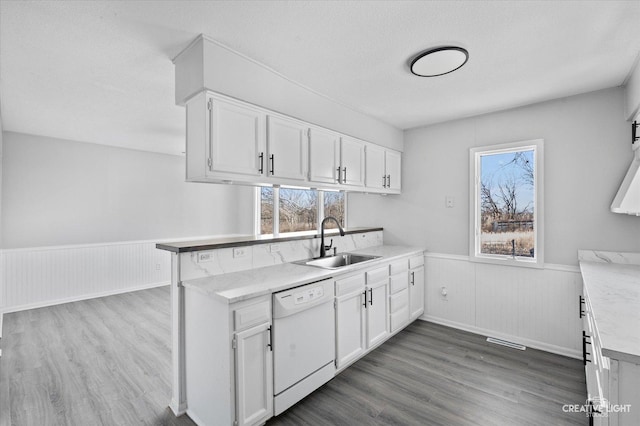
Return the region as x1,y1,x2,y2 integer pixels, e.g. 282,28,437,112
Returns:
1,286,587,425
269,321,588,426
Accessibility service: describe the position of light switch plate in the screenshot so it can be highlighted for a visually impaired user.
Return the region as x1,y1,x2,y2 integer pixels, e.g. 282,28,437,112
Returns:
269,244,280,253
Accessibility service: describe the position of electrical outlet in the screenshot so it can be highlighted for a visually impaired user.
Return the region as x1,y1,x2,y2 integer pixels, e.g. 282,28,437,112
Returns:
197,252,214,263
445,196,455,208
440,286,448,300
269,244,280,253
155,263,161,270
233,247,247,258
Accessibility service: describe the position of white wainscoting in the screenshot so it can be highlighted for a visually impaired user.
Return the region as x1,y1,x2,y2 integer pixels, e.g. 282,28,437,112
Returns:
0,239,173,314
422,253,583,359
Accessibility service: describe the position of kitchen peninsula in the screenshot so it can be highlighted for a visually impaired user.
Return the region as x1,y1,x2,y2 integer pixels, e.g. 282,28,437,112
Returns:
157,228,425,426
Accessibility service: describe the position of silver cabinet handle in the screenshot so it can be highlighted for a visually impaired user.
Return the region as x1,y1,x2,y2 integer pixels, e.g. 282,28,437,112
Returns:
383,175,387,188
259,152,264,174
411,271,415,285
337,167,342,184
387,175,391,188
269,154,275,175
343,167,347,183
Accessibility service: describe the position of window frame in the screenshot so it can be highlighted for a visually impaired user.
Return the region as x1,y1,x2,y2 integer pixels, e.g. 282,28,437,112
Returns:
255,186,347,236
469,139,544,268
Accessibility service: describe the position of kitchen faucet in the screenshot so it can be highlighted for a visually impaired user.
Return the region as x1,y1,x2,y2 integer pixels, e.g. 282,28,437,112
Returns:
319,216,345,258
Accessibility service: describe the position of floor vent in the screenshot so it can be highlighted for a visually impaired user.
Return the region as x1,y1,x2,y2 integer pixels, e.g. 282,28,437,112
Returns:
486,337,526,351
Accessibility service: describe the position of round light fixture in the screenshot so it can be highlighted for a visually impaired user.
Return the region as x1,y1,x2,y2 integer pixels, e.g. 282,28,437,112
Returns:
410,46,469,77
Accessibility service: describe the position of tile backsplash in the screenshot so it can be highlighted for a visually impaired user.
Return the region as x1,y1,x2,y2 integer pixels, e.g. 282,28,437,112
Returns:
180,231,383,281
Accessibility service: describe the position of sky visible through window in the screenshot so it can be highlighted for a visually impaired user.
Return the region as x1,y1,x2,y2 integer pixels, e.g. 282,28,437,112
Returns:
480,149,535,257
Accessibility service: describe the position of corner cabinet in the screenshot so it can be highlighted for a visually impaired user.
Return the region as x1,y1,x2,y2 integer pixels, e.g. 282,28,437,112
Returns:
185,90,401,193
364,143,401,194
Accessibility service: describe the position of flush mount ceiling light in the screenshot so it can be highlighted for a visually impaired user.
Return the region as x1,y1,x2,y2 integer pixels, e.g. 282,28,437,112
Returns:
410,46,469,77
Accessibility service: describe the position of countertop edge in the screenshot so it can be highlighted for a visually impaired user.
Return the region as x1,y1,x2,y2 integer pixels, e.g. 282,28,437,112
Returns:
156,227,383,253
579,261,640,364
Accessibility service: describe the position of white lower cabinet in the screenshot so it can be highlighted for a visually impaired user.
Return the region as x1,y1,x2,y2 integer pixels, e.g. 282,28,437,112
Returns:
409,255,425,320
184,291,273,426
183,251,424,425
365,266,390,348
581,289,640,426
335,273,367,369
235,322,273,426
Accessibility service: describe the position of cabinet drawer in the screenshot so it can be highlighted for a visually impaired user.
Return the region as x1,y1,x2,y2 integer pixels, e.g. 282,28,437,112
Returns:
389,259,408,275
234,300,270,332
390,306,409,332
389,289,408,313
389,272,408,295
409,255,424,269
366,266,389,284
335,273,366,297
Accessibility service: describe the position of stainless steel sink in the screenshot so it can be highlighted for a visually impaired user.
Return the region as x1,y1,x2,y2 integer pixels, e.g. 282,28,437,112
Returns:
296,253,381,270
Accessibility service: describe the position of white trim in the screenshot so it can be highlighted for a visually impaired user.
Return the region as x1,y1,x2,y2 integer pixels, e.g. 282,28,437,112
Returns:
423,251,580,273
419,315,581,360
0,281,170,315
469,139,545,268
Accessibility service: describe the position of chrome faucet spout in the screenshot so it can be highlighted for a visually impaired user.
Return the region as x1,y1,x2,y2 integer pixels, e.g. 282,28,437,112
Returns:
320,216,345,258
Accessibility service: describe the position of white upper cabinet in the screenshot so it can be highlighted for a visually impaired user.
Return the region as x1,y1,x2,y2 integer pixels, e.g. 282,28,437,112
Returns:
308,127,340,184
340,136,365,187
364,144,386,190
365,143,402,194
385,149,402,192
185,90,401,193
208,94,266,177
266,115,308,181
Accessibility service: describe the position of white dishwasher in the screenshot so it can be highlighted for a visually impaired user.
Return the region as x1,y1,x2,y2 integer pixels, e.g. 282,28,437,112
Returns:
272,278,335,415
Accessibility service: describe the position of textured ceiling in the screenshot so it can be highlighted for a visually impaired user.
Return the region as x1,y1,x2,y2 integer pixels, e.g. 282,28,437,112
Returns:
1,1,639,155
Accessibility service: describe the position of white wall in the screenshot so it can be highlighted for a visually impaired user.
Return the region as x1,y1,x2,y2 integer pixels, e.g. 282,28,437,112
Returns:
0,131,255,312
1,132,254,249
350,87,640,266
625,56,640,120
348,87,640,357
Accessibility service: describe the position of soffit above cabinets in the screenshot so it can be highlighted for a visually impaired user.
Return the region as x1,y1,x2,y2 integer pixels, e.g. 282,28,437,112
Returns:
1,1,639,155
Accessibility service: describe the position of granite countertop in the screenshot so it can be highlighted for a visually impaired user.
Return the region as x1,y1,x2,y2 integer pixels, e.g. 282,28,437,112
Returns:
156,227,383,253
182,245,424,304
579,261,640,364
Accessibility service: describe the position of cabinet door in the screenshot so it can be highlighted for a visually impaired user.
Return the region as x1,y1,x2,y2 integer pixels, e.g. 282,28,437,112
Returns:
385,149,402,191
208,95,266,176
235,322,273,426
409,266,425,319
266,115,308,181
335,289,366,369
340,136,365,186
366,280,389,348
365,144,386,190
309,127,340,184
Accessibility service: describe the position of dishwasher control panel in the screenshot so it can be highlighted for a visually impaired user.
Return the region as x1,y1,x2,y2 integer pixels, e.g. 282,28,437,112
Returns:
273,279,334,319
294,286,324,305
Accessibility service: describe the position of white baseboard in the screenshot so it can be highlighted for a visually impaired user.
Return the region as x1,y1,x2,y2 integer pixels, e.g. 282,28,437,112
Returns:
419,315,581,360
0,281,170,315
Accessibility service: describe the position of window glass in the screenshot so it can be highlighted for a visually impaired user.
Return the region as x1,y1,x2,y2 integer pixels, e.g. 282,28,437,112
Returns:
323,191,345,229
260,187,274,234
479,149,535,258
278,188,318,233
